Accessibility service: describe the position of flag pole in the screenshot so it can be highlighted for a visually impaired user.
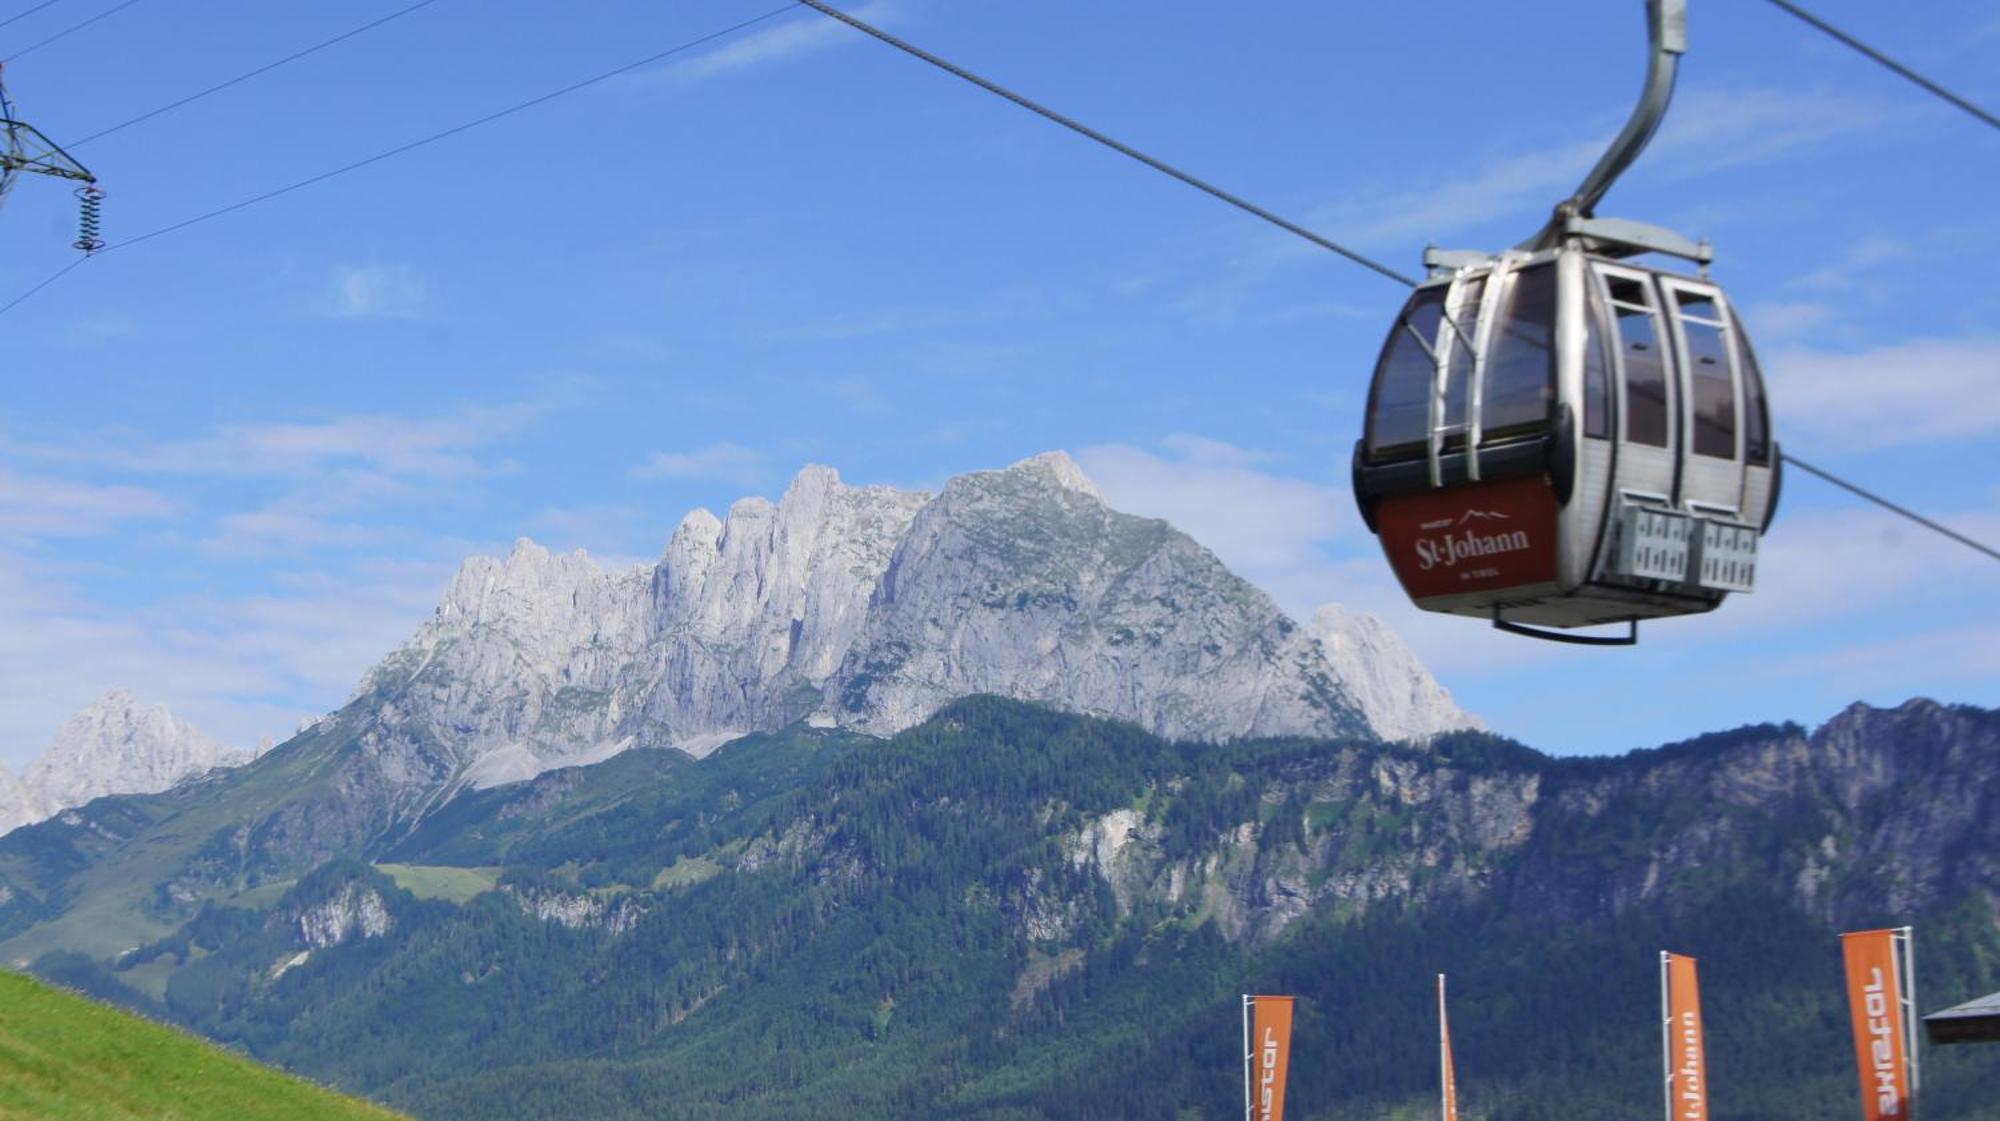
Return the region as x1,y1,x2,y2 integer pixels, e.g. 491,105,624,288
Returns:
1899,927,1919,1119
1243,994,1253,1121
1660,952,1672,1121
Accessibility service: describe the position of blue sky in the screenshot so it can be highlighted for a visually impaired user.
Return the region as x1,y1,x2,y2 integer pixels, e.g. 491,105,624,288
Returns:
1,0,1996,765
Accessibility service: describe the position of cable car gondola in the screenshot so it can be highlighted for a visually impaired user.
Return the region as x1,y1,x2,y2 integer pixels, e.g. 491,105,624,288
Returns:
1352,0,1778,645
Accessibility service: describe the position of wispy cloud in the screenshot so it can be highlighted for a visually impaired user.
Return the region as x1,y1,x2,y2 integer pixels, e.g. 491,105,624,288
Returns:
0,470,175,537
635,441,769,485
0,546,458,767
651,3,895,85
1075,436,1348,619
1311,85,1891,253
1766,336,2000,451
20,396,565,481
826,375,892,416
328,264,428,320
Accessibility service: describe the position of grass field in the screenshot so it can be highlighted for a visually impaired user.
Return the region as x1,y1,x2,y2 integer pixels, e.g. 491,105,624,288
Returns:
374,863,499,904
0,969,407,1120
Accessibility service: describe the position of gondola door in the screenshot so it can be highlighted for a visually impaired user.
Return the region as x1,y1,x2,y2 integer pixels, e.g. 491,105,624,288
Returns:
1658,278,1746,520
1595,262,1679,512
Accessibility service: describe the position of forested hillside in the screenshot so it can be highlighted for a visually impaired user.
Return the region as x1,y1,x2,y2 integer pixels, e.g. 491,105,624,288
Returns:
10,697,2000,1121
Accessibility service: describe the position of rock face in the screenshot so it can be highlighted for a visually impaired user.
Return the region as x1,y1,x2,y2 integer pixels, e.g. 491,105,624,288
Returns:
1304,604,1481,742
827,455,1370,742
351,453,1446,793
294,881,393,949
356,464,933,788
1044,698,1998,946
0,690,246,836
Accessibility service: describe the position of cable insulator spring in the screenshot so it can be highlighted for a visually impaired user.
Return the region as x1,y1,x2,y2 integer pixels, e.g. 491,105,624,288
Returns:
73,184,104,254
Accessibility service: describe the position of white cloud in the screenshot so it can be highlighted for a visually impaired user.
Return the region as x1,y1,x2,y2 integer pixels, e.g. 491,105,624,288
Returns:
18,396,564,482
635,441,768,485
656,3,894,85
1075,437,1350,618
827,375,891,416
0,470,175,537
1765,336,2000,450
1740,300,1833,343
1312,86,1889,253
329,264,427,319
0,547,456,769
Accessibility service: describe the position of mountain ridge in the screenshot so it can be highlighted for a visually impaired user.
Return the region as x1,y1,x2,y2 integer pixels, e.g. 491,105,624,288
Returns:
350,451,1475,796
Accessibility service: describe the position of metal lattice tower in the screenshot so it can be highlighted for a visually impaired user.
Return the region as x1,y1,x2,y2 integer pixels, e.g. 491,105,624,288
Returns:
0,62,102,252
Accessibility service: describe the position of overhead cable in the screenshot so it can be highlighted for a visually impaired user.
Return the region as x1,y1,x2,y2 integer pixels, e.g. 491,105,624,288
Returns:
0,253,81,316
0,5,791,306
795,0,1999,567
3,0,142,62
789,0,1417,287
1760,0,1999,133
1781,453,2000,564
68,0,447,149
0,0,67,33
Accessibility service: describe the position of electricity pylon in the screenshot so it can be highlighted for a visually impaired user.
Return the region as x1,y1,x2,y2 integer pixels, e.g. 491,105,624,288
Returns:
1,62,102,253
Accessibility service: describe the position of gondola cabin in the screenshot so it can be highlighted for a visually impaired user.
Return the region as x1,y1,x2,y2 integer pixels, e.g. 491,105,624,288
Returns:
1351,237,1778,642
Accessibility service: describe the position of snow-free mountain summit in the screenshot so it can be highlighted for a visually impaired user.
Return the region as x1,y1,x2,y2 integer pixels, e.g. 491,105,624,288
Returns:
352,452,1474,792
0,690,246,835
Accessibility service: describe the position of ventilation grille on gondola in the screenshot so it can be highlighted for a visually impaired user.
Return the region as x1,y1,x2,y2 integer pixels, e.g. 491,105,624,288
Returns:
1692,520,1756,593
1615,506,1691,582
1612,505,1757,593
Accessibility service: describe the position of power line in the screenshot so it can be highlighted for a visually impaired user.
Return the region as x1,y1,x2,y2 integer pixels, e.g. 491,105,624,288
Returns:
794,1,1999,568
1760,0,1999,133
789,0,1417,287
3,0,143,62
68,0,446,149
113,4,790,251
0,5,792,306
0,253,81,315
0,0,67,33
1781,453,2000,564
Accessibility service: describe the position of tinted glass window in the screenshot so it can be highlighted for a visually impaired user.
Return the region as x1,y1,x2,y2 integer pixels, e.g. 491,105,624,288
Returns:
1440,277,1484,450
1731,308,1772,465
1678,294,1736,459
1676,291,1721,319
1482,266,1556,441
1583,283,1611,439
1365,287,1445,461
1607,276,1649,306
1612,288,1670,448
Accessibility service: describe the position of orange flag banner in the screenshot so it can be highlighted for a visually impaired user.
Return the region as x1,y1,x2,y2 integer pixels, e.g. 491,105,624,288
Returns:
1661,952,1708,1121
1244,995,1296,1121
1439,974,1459,1121
1842,928,1917,1121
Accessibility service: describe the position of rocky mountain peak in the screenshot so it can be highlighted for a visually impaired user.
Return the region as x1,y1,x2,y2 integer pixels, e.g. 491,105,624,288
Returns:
0,690,247,837
1005,450,1101,500
1305,604,1480,742
303,453,1469,811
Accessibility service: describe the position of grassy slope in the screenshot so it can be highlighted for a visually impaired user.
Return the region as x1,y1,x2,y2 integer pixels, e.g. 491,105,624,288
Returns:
0,969,405,1121
0,719,358,966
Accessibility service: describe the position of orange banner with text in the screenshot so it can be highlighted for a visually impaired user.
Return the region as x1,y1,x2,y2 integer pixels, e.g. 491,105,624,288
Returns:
1250,995,1295,1121
1439,975,1458,1121
1664,953,1708,1121
1842,930,1913,1121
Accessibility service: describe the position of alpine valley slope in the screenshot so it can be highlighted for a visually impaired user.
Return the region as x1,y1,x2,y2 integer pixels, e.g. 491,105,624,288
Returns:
0,452,1469,963
25,696,2000,1121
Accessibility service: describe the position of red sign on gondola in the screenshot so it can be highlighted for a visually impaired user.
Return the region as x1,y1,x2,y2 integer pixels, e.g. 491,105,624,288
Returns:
1375,477,1559,600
